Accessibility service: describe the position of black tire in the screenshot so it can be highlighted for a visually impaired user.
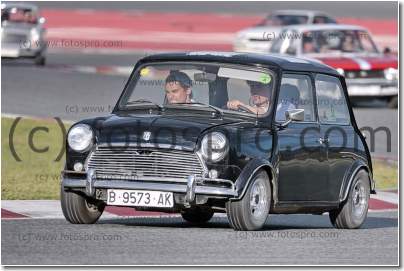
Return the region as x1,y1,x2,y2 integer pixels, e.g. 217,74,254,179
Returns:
181,207,214,224
329,169,370,229
34,54,46,66
61,187,105,224
226,170,271,231
388,96,398,109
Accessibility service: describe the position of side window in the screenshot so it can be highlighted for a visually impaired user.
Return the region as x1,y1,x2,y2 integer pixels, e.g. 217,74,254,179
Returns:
313,16,336,24
358,31,378,53
315,74,350,125
276,74,315,122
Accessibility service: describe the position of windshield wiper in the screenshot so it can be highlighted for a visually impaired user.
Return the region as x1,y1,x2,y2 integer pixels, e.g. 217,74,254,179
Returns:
166,102,224,118
125,99,164,111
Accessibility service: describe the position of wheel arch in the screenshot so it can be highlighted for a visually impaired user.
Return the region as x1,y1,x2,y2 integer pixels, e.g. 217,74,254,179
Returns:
233,158,276,202
339,160,375,202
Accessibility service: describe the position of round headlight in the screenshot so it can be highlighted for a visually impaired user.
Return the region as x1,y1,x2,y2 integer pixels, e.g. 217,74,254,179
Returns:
200,132,228,162
67,124,94,152
384,68,398,81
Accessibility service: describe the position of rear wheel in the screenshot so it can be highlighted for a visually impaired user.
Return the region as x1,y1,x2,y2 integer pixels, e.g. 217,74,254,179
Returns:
329,169,370,229
61,187,105,224
226,170,271,231
181,207,214,224
34,54,46,66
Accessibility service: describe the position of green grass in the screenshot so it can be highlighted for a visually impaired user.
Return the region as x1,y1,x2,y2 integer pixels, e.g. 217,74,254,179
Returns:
2,117,71,199
373,159,398,190
1,116,398,200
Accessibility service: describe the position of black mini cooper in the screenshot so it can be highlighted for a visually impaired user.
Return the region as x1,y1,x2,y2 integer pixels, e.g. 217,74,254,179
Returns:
61,52,375,231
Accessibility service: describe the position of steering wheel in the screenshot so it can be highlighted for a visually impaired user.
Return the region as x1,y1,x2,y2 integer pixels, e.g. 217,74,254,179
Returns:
237,104,255,114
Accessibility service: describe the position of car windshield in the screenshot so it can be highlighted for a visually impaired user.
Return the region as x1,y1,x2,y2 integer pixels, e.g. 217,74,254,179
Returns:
258,14,309,26
271,29,379,55
1,7,38,24
119,62,276,117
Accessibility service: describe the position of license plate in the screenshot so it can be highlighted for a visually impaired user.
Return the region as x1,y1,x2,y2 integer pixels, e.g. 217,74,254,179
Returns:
107,189,174,208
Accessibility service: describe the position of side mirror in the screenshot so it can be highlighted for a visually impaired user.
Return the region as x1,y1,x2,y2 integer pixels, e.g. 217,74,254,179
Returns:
281,109,304,128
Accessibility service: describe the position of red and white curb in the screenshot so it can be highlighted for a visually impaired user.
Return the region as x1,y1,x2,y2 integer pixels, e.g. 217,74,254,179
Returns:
28,64,133,77
1,200,180,220
1,192,397,220
64,65,133,77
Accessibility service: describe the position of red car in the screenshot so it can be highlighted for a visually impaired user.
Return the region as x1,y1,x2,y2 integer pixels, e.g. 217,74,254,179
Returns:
270,24,398,108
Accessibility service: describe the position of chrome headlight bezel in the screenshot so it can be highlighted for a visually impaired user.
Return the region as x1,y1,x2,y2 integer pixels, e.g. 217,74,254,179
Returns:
67,124,94,152
200,132,229,162
384,68,398,81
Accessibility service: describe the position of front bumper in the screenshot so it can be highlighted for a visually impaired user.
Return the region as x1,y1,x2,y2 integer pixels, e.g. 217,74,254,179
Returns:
1,43,44,58
346,78,398,97
62,170,237,208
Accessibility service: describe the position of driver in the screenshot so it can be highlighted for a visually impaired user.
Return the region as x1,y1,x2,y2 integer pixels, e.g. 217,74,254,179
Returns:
227,81,271,115
164,71,193,104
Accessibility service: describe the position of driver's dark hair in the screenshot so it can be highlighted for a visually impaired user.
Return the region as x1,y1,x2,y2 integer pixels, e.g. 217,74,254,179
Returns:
165,71,192,89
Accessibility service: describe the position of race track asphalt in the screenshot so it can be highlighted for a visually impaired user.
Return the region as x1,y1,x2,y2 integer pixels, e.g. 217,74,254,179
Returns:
1,211,398,265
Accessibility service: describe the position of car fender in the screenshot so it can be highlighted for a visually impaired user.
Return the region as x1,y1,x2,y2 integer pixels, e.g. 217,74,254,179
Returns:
339,160,375,202
233,158,276,201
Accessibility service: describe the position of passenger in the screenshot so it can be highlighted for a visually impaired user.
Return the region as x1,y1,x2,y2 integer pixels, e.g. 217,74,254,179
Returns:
276,84,298,121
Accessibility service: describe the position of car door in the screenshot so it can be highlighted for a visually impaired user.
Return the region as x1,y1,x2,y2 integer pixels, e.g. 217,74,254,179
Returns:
315,74,355,201
275,73,329,201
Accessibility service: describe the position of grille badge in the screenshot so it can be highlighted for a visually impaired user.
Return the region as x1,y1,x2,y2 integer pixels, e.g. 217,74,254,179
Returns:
143,131,152,141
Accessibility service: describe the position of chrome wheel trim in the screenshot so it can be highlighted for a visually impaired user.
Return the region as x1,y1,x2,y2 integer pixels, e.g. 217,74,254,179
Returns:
351,179,367,219
249,178,269,221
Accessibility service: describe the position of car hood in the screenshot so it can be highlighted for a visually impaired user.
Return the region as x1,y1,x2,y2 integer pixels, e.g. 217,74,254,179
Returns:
311,53,398,70
90,112,252,151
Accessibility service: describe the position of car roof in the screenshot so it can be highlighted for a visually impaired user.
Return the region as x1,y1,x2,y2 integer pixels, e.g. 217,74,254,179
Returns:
1,2,38,11
140,51,340,76
283,24,368,32
272,9,331,17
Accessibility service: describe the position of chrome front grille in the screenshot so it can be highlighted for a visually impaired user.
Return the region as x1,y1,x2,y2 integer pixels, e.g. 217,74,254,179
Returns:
87,146,206,182
345,69,385,79
2,33,27,44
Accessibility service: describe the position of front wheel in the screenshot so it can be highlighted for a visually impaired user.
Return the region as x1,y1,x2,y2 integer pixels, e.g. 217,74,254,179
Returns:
388,96,398,108
329,169,370,229
34,54,46,66
61,187,105,224
226,170,271,231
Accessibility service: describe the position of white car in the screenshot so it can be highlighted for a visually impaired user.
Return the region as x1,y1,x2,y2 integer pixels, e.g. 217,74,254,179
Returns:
269,24,398,107
233,10,337,53
1,2,47,65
